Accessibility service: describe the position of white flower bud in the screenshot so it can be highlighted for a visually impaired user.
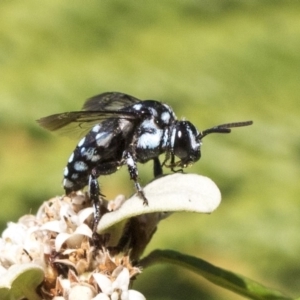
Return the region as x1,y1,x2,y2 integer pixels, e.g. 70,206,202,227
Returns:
69,284,95,300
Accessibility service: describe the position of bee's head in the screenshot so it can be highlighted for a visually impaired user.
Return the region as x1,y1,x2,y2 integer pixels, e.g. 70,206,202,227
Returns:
171,120,253,168
172,121,201,167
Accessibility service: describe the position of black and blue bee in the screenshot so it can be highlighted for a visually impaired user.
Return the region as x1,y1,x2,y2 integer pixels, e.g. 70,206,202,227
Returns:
38,92,252,206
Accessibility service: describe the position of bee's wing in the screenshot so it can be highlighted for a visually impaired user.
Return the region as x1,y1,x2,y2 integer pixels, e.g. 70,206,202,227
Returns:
82,92,141,111
37,110,139,139
37,92,143,139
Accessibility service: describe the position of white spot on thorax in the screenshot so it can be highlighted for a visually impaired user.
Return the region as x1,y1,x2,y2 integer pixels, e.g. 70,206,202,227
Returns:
137,119,162,150
133,103,142,110
163,103,177,119
161,111,171,124
92,124,102,132
142,119,156,127
137,130,163,150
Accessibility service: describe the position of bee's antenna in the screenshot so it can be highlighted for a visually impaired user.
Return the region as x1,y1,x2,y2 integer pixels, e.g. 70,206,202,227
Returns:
198,120,253,139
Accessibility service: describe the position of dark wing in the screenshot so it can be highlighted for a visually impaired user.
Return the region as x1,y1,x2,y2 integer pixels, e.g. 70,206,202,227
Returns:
82,92,141,111
37,92,142,138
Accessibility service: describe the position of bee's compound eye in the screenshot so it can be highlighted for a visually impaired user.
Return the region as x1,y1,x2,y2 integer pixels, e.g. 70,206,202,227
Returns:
174,121,201,164
174,128,188,159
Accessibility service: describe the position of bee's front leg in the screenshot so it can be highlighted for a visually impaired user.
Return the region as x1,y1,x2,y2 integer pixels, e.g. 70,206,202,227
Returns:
153,157,163,178
123,151,148,205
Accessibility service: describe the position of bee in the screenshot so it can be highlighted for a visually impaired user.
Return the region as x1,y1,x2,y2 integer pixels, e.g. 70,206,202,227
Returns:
38,91,252,215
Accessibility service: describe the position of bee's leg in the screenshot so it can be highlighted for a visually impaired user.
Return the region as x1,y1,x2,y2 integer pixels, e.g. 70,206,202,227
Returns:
89,162,123,249
89,171,101,233
124,152,148,205
88,170,108,248
153,157,163,178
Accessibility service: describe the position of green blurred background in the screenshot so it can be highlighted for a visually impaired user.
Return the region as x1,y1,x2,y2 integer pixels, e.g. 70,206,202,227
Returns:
1,0,300,299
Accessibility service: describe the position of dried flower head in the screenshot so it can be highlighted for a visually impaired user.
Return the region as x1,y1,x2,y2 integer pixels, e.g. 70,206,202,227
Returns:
0,173,221,300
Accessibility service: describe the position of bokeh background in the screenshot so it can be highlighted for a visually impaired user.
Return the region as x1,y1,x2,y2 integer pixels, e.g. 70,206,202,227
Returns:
1,1,300,299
